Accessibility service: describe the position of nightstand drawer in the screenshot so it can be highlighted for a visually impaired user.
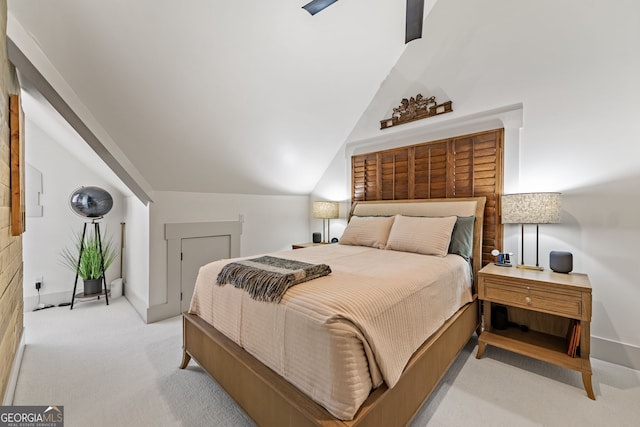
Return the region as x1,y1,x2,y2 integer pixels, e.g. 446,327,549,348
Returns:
482,280,582,318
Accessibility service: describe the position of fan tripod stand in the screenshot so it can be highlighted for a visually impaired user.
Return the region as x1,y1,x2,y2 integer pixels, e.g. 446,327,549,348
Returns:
70,220,109,309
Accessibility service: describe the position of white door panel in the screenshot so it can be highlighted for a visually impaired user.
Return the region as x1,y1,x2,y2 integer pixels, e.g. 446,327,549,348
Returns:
181,235,231,312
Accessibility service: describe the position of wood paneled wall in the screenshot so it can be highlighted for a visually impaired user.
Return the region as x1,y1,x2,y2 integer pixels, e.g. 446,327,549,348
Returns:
352,128,504,266
0,0,24,402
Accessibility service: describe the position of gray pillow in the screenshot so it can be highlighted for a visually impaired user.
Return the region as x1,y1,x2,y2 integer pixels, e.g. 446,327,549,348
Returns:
448,216,475,260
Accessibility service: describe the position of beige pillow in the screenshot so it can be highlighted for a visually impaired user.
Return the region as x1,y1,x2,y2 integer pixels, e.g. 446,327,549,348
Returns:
339,216,395,249
385,215,457,256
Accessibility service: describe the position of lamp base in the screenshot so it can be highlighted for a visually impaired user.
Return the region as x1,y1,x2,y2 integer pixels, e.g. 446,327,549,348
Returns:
516,264,544,271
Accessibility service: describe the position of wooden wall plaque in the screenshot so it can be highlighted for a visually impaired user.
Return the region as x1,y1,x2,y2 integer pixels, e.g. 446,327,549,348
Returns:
10,93,25,236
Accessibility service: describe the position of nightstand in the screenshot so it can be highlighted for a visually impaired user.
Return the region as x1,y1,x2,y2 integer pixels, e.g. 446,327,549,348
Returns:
476,263,594,399
291,242,328,249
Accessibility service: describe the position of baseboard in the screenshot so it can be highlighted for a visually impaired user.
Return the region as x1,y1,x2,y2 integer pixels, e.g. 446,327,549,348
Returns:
2,327,25,405
124,291,148,323
23,291,72,312
146,300,180,324
591,336,640,371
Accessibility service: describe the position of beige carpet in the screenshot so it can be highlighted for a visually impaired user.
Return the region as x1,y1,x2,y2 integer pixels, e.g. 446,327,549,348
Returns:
12,298,640,426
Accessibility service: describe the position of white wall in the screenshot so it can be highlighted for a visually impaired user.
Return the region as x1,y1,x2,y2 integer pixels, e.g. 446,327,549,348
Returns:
147,191,309,308
310,146,350,242
313,0,640,366
122,195,149,319
23,119,125,310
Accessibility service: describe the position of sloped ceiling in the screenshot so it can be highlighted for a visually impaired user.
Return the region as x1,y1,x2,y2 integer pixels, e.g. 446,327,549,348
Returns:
8,0,422,196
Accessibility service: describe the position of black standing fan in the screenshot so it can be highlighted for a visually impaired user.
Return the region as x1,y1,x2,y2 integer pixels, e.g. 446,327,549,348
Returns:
69,186,113,218
302,0,425,44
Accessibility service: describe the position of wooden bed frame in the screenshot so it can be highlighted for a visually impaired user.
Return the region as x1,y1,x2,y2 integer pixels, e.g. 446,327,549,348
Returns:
181,197,486,427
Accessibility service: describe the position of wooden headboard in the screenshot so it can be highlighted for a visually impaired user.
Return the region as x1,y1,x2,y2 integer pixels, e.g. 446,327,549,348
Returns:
351,128,504,267
351,197,486,288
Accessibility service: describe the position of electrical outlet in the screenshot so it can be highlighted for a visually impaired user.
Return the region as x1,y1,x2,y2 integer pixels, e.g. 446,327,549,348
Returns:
35,276,43,291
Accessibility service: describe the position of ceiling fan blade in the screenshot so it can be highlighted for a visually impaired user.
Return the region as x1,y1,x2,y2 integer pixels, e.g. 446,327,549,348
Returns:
302,0,339,16
405,0,425,43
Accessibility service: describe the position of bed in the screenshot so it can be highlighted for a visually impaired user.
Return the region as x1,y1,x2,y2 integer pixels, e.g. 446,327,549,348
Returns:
181,197,486,426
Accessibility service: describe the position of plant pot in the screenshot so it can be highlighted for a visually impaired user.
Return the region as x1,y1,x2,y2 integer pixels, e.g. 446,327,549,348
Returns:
83,278,103,295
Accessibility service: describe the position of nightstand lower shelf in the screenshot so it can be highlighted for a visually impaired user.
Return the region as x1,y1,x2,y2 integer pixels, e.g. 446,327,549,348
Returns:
478,330,589,371
478,330,594,399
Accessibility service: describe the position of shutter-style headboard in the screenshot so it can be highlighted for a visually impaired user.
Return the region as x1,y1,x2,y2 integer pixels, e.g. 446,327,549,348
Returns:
351,128,504,267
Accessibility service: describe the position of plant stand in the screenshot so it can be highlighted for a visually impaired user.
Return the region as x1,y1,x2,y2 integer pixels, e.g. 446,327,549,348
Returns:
70,220,109,309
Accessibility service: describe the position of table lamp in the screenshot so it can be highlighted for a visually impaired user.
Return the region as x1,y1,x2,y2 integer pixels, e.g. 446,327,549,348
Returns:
501,192,561,270
312,201,339,243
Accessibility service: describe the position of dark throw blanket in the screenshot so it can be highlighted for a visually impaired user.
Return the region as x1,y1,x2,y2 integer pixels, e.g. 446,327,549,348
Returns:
216,256,332,303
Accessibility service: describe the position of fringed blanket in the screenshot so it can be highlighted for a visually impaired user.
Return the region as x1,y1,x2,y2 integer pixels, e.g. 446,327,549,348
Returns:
216,256,331,303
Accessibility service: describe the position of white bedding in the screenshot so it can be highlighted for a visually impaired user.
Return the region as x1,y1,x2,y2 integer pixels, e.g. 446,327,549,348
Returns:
189,243,472,420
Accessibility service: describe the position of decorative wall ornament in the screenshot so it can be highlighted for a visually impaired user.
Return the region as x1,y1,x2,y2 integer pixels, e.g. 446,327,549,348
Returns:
380,94,453,130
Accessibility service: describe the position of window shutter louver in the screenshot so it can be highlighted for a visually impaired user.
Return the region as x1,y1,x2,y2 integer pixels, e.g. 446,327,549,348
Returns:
414,142,448,199
352,153,378,201
380,149,409,200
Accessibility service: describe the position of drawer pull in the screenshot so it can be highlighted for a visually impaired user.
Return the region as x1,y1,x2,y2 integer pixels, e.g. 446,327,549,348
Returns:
525,296,532,305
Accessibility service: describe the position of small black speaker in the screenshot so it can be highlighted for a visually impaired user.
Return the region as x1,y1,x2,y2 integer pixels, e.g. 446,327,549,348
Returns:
491,305,509,330
312,232,321,243
550,251,573,273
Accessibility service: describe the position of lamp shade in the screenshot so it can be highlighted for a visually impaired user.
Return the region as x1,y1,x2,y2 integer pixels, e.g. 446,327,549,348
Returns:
501,192,561,224
312,201,339,219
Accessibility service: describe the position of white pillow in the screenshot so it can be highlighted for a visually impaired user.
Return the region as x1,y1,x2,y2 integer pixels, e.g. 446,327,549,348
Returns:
385,215,457,256
339,216,395,249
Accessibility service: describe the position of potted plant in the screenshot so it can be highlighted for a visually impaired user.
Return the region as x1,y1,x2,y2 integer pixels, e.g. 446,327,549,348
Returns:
61,228,117,295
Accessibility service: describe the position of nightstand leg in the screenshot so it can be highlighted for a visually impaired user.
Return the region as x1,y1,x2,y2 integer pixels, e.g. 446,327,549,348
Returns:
582,372,595,400
476,341,486,359
476,300,490,359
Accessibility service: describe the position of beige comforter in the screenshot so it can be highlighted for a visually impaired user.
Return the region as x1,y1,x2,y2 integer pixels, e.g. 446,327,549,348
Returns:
189,244,472,420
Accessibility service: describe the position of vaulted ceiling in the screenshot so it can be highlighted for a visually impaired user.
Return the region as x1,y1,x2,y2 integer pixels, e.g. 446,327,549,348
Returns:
8,0,434,197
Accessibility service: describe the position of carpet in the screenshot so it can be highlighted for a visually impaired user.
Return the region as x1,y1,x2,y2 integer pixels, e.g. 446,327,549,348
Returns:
12,298,640,426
